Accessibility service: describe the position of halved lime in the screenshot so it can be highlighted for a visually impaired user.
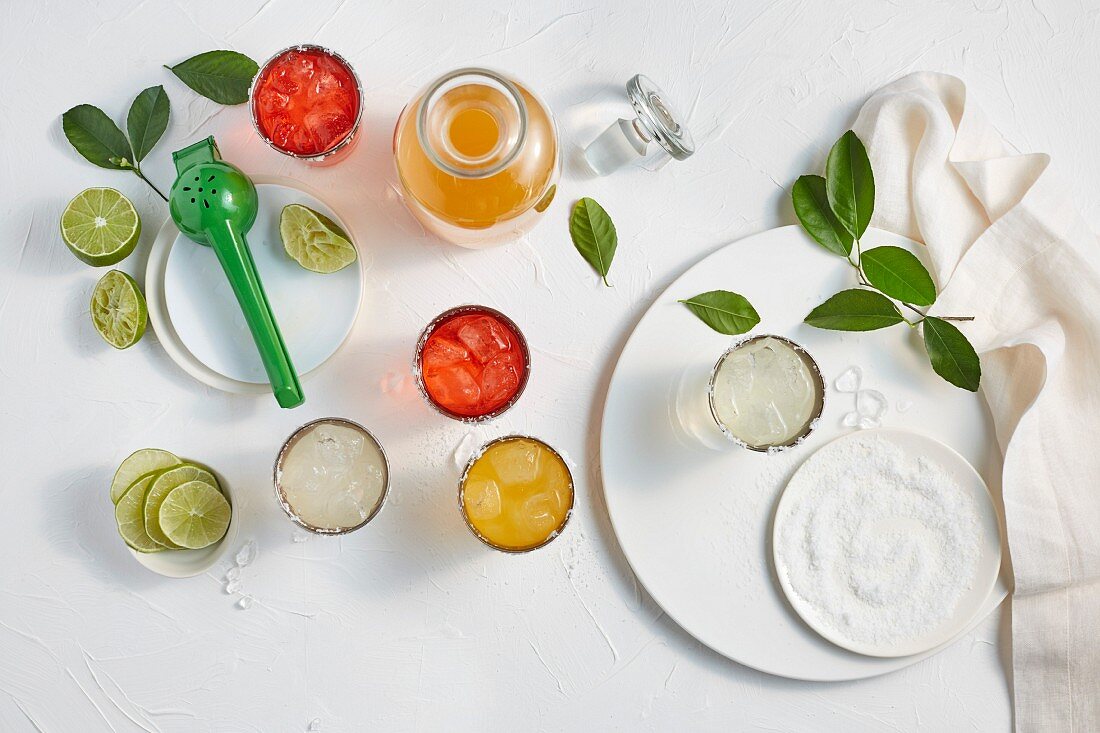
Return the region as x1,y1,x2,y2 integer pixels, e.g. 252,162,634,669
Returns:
144,464,218,549
61,188,141,266
159,481,231,550
115,473,165,553
110,449,181,504
279,204,358,274
91,270,147,349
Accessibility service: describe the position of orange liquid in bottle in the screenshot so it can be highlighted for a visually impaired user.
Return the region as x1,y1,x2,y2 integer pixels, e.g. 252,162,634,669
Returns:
394,73,558,243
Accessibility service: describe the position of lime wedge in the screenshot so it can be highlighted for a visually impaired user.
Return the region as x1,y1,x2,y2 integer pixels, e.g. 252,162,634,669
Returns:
158,481,231,550
115,473,165,553
60,188,141,266
144,464,218,549
280,204,358,274
91,270,147,349
111,449,181,504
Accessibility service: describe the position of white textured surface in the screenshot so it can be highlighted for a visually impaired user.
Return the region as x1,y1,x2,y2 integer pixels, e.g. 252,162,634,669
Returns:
9,0,1096,729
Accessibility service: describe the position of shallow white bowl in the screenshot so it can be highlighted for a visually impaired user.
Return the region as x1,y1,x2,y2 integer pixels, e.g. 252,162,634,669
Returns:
146,175,364,394
126,468,238,578
772,428,1002,658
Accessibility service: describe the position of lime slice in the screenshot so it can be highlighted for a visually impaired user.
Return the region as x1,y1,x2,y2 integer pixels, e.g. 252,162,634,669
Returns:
158,481,231,550
91,270,147,349
60,188,141,266
115,473,165,553
144,464,218,549
279,204,358,274
110,448,181,504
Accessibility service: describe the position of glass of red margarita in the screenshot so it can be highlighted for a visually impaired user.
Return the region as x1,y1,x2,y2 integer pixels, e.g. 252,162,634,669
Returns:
250,44,363,165
414,305,530,422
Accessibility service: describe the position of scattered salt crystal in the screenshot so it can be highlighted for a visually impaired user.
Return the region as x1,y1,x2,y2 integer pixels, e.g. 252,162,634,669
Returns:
235,540,257,567
235,595,254,610
833,366,862,393
292,529,311,543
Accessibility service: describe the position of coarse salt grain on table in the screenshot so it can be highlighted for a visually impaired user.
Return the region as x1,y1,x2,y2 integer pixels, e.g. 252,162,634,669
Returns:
776,434,981,647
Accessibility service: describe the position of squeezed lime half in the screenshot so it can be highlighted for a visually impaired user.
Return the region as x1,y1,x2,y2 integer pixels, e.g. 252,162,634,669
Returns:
91,270,147,349
280,204,358,274
158,481,231,550
60,188,141,266
115,473,165,553
143,464,219,549
110,448,181,504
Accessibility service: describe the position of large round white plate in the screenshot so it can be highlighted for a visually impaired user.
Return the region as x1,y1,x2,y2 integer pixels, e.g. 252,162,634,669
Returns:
600,225,1009,681
147,176,363,394
772,428,1002,658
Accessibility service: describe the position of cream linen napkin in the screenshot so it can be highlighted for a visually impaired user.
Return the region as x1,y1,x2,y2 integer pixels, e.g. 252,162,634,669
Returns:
853,72,1100,731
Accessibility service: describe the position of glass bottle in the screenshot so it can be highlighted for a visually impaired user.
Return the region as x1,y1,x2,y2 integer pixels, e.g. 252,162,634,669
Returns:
393,68,559,248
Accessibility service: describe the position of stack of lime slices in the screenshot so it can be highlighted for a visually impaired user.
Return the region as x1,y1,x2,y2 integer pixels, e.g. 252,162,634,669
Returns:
111,449,231,553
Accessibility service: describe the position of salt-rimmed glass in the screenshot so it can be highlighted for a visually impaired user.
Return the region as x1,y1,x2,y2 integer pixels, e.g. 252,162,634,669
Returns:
413,305,531,423
458,434,574,553
273,417,390,535
249,44,364,166
707,334,826,452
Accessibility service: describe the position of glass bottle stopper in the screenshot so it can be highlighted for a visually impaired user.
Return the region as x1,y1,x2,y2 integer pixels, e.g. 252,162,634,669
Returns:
583,74,695,176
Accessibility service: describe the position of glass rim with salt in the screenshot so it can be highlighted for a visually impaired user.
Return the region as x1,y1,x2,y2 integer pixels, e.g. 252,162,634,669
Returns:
273,417,391,535
458,434,575,554
707,334,826,452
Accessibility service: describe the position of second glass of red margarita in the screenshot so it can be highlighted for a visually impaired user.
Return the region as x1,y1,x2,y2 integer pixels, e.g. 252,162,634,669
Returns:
250,44,363,165
414,305,530,422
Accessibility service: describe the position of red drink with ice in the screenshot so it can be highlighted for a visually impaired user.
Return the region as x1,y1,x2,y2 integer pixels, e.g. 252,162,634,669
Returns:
250,45,362,164
415,306,530,421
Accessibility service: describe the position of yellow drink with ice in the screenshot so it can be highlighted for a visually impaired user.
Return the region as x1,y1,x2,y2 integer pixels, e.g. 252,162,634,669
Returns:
460,436,573,552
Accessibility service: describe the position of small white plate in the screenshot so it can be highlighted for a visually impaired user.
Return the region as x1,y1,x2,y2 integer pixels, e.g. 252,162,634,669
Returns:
772,429,1002,658
127,469,239,578
147,176,363,394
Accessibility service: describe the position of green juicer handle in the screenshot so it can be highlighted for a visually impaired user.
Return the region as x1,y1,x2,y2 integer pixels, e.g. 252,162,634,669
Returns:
206,220,304,408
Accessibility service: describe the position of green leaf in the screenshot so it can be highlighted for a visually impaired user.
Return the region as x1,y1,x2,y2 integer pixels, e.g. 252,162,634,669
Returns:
165,50,259,105
61,104,132,170
678,290,760,335
861,246,937,306
825,130,875,239
569,197,618,286
922,317,981,391
126,85,170,163
792,174,853,257
804,288,904,331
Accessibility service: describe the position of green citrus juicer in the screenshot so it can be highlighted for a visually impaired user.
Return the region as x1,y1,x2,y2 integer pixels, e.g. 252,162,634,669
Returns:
169,136,304,408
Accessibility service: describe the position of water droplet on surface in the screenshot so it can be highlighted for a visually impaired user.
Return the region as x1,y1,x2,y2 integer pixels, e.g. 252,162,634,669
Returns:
235,539,258,567
225,566,241,582
225,578,242,594
236,595,254,610
307,719,321,732
834,366,862,393
842,411,861,427
858,416,880,430
896,399,913,413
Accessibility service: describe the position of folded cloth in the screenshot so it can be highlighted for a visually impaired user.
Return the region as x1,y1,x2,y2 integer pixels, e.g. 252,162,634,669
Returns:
853,72,1100,732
